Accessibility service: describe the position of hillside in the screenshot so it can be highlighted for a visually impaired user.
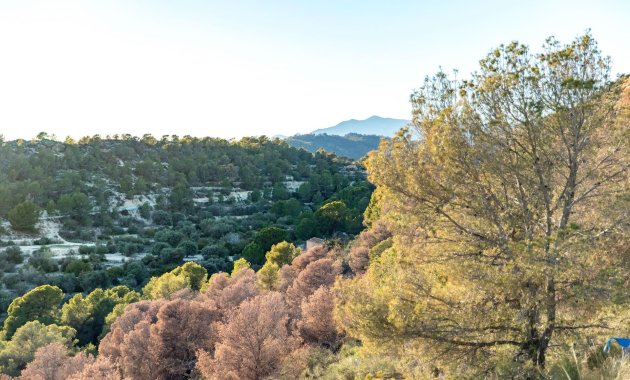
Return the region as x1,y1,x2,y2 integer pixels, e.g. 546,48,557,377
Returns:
285,133,382,160
0,135,372,300
311,115,408,136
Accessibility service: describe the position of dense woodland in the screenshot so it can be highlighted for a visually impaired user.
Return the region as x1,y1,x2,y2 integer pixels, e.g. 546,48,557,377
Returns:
0,33,628,379
0,136,371,316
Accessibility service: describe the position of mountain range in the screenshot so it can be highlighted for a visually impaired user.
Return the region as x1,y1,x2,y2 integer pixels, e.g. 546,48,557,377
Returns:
311,115,409,137
284,116,409,160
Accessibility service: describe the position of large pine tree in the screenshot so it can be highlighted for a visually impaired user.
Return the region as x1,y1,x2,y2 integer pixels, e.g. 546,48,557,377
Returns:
335,33,629,376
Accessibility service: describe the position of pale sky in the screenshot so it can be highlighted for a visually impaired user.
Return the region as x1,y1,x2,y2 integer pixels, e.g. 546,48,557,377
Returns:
0,0,628,140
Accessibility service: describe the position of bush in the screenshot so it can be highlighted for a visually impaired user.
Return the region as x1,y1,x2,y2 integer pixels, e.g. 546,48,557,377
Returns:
33,237,54,245
177,240,198,257
106,240,117,253
139,202,152,219
4,246,24,264
0,289,12,314
171,212,186,226
28,249,59,273
200,257,230,275
95,245,109,255
78,245,96,255
78,270,111,292
154,229,185,247
151,242,170,256
201,244,230,258
0,257,16,273
62,258,91,276
152,210,171,226
159,248,185,265
46,273,78,293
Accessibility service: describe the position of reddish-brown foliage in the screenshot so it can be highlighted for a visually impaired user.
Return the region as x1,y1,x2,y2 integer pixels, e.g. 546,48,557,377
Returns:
67,356,120,380
348,223,391,275
348,245,370,275
99,298,219,380
197,292,298,380
297,287,342,348
277,264,298,293
286,258,341,310
18,343,94,380
291,245,332,270
118,321,157,380
203,269,259,318
149,299,220,378
99,300,164,361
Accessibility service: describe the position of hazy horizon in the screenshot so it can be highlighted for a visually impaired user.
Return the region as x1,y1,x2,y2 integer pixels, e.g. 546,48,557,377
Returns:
1,114,409,142
1,0,629,140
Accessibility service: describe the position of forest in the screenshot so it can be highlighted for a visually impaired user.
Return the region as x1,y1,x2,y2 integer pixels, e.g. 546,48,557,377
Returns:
0,33,628,379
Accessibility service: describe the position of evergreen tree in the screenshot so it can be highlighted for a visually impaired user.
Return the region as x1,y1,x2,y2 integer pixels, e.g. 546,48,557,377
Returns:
3,285,64,340
7,200,40,231
336,34,629,375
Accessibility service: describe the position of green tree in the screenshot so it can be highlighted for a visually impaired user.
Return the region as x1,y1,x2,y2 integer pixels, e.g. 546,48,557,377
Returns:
249,189,262,202
0,321,76,376
257,262,279,290
171,262,208,291
57,192,91,223
231,258,251,276
3,285,64,340
239,164,259,190
63,258,92,276
271,198,302,218
315,200,350,236
295,211,317,240
242,227,289,265
265,241,300,267
272,183,290,201
143,272,189,300
336,34,629,375
154,229,185,247
177,240,198,257
241,241,263,265
169,182,193,212
60,286,140,346
143,262,208,299
78,270,112,293
158,247,185,265
152,210,172,226
7,200,40,231
46,200,56,215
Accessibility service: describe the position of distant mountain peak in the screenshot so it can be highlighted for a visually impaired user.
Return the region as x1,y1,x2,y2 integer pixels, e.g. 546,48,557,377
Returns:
311,115,409,137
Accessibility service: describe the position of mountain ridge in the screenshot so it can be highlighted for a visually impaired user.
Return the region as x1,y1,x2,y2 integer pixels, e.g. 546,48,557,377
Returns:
311,115,409,137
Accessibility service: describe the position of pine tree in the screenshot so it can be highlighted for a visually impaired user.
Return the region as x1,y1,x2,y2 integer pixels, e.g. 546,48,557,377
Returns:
336,33,629,375
7,200,40,231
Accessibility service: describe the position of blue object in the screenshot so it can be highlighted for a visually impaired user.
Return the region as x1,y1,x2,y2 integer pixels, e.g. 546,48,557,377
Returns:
603,338,630,353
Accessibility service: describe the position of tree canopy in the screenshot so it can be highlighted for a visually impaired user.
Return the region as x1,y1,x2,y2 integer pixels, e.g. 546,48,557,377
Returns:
3,285,64,340
7,201,39,232
336,33,629,376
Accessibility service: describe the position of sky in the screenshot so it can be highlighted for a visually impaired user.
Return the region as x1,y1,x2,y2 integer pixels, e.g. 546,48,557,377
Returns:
0,0,628,140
